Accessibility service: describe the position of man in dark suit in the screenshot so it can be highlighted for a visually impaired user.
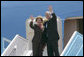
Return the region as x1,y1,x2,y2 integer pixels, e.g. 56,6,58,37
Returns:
43,6,60,56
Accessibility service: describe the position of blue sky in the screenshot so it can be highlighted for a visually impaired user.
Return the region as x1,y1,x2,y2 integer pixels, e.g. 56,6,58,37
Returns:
1,1,83,54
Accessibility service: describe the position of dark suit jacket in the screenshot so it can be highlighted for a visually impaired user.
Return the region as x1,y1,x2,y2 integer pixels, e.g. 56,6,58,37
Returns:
42,13,60,43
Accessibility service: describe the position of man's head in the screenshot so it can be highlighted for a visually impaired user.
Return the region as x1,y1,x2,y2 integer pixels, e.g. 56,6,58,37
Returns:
45,11,51,20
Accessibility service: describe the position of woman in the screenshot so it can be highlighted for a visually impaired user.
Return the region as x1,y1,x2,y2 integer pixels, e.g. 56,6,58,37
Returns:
30,16,45,56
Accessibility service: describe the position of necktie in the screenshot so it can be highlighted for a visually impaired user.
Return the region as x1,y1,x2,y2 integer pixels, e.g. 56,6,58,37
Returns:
46,22,48,28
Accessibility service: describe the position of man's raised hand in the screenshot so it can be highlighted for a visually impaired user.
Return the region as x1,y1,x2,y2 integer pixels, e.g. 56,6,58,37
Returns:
48,5,53,12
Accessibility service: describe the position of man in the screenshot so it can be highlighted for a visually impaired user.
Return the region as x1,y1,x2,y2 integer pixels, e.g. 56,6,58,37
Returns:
43,6,60,56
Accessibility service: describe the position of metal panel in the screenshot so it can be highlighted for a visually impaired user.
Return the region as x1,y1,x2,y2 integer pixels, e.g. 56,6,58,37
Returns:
61,31,83,56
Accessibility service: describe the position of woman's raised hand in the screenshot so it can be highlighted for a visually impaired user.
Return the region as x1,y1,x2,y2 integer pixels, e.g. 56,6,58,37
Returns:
30,15,34,21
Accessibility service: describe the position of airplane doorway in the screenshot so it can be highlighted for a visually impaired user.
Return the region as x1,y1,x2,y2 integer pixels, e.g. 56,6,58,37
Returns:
64,16,83,48
77,19,83,34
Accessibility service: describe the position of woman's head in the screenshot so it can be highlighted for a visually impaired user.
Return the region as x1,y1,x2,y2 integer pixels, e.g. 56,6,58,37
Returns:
36,16,43,24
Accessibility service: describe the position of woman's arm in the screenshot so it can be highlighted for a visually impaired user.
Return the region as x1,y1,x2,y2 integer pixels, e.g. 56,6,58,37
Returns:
29,15,35,29
30,21,35,29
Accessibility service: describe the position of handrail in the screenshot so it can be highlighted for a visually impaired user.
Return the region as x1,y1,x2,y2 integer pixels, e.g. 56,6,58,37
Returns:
1,35,18,56
1,34,28,56
9,46,17,56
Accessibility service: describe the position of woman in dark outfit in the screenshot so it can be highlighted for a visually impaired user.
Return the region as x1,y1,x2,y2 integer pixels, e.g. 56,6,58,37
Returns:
29,16,45,56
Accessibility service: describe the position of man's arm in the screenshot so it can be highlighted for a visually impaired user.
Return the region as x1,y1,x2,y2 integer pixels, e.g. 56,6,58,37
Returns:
51,13,57,21
48,6,57,21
